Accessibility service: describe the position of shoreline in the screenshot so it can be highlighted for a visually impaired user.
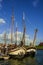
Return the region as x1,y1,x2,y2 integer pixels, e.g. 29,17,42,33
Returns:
25,46,43,50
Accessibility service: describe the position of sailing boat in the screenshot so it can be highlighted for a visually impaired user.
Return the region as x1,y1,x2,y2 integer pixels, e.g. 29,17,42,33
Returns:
8,22,26,59
26,29,38,57
2,32,9,60
8,26,26,59
8,11,26,59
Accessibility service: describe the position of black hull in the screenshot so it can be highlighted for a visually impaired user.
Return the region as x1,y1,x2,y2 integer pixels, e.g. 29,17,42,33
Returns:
25,51,36,58
9,54,24,59
0,58,4,60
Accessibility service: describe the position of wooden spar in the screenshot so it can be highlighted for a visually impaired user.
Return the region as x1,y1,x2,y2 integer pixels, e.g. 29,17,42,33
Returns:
22,12,26,46
15,22,18,45
11,9,14,43
33,29,38,46
4,32,6,44
4,32,8,55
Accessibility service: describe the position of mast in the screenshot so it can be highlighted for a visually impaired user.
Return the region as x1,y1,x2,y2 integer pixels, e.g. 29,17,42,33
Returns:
22,12,26,46
4,32,6,44
15,22,18,45
11,8,14,44
33,29,38,47
4,32,8,55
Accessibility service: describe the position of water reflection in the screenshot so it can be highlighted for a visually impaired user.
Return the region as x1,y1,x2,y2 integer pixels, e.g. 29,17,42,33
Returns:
0,60,9,65
8,57,37,65
0,57,37,65
23,57,37,65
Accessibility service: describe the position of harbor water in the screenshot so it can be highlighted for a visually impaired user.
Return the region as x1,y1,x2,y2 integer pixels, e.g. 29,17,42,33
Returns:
0,50,43,65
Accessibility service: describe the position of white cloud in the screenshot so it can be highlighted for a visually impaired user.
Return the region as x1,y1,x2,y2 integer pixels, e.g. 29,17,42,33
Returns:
0,33,3,37
0,31,31,44
32,0,39,7
0,18,6,23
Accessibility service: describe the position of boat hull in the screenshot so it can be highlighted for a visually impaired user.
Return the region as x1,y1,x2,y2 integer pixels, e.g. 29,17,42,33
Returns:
25,51,36,57
0,56,4,60
8,47,36,59
8,47,26,59
3,56,9,60
25,48,36,57
9,54,24,59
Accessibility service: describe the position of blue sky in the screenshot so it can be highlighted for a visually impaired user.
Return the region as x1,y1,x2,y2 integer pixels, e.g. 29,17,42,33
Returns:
0,0,43,43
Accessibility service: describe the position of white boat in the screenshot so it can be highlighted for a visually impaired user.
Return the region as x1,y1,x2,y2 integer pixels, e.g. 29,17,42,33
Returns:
25,29,38,57
0,52,9,60
8,47,26,59
3,55,9,60
25,47,36,57
0,54,4,60
8,12,38,59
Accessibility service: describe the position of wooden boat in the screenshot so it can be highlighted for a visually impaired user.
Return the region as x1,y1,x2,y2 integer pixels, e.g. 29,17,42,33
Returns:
8,12,26,59
3,55,9,60
8,47,26,59
25,29,38,57
0,54,4,60
8,12,38,59
0,53,9,60
25,47,36,57
1,32,10,60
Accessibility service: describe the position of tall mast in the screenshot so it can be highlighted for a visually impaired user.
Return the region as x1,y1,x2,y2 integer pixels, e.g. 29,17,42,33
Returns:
4,32,8,55
11,8,14,44
4,32,6,44
33,29,38,46
15,22,18,44
22,12,26,46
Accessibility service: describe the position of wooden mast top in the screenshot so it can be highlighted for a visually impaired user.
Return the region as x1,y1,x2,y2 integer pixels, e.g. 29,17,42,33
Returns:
15,22,18,45
11,8,14,44
4,32,6,44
